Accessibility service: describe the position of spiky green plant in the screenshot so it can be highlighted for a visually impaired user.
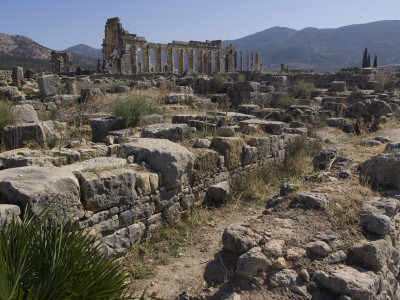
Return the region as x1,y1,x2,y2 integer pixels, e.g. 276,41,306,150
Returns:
0,211,131,300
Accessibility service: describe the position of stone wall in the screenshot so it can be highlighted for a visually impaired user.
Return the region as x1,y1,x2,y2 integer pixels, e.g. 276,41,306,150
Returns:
0,132,304,257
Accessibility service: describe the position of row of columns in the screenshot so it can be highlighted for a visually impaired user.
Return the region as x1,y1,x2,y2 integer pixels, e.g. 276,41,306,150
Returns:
239,51,261,72
130,46,222,74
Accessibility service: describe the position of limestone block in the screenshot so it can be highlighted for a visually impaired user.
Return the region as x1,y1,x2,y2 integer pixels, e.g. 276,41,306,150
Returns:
208,181,230,204
0,86,20,99
136,173,151,196
165,93,192,104
60,157,127,173
331,81,346,92
222,224,261,254
128,222,146,246
192,149,220,181
326,118,346,128
326,250,347,264
240,119,284,135
0,204,21,228
96,227,130,257
211,137,245,170
10,104,39,124
119,202,155,227
297,192,330,209
3,123,45,149
262,239,285,257
79,168,137,213
12,67,24,86
237,247,270,280
90,116,124,143
234,81,259,92
359,153,400,189
217,126,236,137
0,166,83,222
350,239,388,271
193,138,211,148
314,266,380,299
269,269,308,296
141,123,190,142
141,114,163,126
117,138,194,189
364,197,400,218
361,213,391,235
37,75,59,97
242,146,258,166
148,173,159,193
306,240,332,256
81,88,102,101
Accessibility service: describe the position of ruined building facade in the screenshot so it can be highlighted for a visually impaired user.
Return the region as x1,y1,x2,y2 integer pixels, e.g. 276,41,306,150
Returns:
102,17,262,75
51,51,74,73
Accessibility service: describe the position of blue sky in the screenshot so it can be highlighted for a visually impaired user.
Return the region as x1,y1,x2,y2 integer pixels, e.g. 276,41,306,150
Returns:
1,0,400,50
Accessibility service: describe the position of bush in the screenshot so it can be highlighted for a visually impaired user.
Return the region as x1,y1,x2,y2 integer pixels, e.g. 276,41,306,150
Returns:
279,94,298,110
112,95,163,128
211,74,227,93
0,210,130,299
237,73,246,82
288,81,314,99
0,101,14,151
340,67,361,74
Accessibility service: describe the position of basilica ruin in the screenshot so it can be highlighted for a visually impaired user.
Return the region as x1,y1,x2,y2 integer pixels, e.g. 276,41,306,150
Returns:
102,17,262,75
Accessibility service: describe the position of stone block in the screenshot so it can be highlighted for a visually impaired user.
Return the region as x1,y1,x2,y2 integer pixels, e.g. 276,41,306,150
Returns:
141,114,163,126
79,168,137,213
37,75,59,97
234,81,259,92
12,67,23,86
0,166,83,222
331,81,346,92
11,104,39,124
208,181,230,204
90,116,124,143
211,137,245,170
3,123,45,149
117,138,194,189
141,123,190,142
81,88,102,101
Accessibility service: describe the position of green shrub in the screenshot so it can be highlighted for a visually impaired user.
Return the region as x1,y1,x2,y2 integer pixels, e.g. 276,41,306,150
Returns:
279,94,298,110
237,73,246,82
0,102,14,151
112,95,163,128
211,74,227,93
288,81,314,99
340,67,361,74
0,210,130,299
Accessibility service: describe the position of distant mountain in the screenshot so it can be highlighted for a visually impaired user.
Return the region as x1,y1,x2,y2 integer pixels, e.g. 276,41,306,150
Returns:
64,44,102,59
223,20,400,72
0,35,99,71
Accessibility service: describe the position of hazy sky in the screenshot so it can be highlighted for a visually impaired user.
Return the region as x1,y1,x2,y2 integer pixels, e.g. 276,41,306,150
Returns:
1,0,400,50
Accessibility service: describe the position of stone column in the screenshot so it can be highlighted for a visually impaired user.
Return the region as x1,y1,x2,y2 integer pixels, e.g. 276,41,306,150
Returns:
207,51,212,74
246,51,249,71
251,51,254,71
197,51,203,73
166,48,173,73
188,49,194,71
177,48,184,74
155,47,162,73
143,47,151,73
240,52,243,72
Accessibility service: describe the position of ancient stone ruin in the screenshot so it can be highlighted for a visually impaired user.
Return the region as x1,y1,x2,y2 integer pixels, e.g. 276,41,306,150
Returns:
51,51,74,73
102,17,262,75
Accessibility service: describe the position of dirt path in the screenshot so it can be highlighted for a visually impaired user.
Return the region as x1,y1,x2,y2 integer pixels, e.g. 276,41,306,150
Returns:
130,204,266,299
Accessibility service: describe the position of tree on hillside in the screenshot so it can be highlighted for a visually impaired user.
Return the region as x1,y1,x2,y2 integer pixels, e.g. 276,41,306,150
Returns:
367,54,371,68
373,55,378,68
362,48,368,68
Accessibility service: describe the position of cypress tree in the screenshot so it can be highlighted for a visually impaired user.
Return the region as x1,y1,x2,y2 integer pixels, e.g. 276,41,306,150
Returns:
373,55,378,68
362,48,368,68
367,54,371,68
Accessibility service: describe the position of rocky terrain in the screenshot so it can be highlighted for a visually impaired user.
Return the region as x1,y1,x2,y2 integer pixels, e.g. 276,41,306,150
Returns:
1,66,400,299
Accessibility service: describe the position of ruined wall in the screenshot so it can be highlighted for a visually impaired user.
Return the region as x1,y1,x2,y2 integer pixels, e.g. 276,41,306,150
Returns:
51,51,74,74
102,17,262,75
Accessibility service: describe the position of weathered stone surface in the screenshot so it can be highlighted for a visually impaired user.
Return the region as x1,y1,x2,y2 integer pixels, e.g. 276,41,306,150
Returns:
269,269,308,296
193,138,211,148
119,202,155,227
141,114,163,126
262,239,285,257
306,240,332,256
222,225,260,254
11,104,39,124
81,88,102,100
326,118,346,128
128,222,146,246
331,81,346,92
117,138,194,189
237,247,270,280
141,123,190,142
314,266,380,299
312,148,341,170
165,93,192,104
234,81,259,92
208,181,230,204
359,153,400,190
90,116,124,143
326,250,347,264
37,75,59,97
96,227,130,257
211,137,245,170
240,119,284,135
79,168,137,213
361,213,391,235
61,157,127,173
192,149,220,180
0,166,83,222
3,123,45,149
136,173,151,196
297,192,329,209
365,197,400,218
217,126,236,137
0,204,21,227
350,239,388,271
12,67,24,86
315,230,337,242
